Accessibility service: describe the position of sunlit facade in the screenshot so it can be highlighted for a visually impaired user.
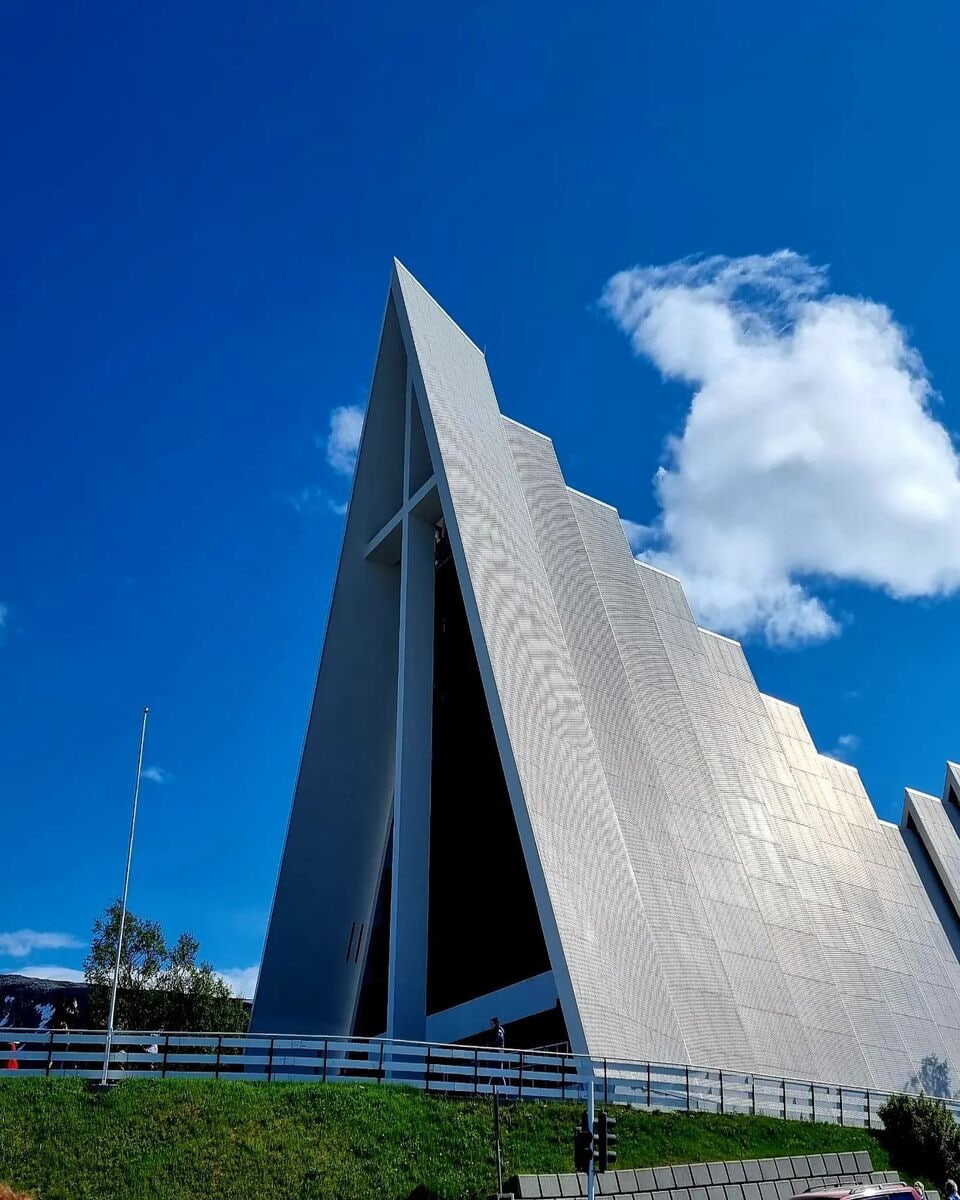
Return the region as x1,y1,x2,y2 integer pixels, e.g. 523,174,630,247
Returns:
252,262,960,1093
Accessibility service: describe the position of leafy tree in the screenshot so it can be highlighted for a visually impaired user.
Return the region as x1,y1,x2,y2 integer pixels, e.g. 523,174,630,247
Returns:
84,901,248,1033
878,1090,960,1184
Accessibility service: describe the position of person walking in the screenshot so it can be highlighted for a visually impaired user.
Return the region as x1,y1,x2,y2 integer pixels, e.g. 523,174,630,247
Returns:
943,1181,957,1200
4,1042,18,1070
54,996,81,1072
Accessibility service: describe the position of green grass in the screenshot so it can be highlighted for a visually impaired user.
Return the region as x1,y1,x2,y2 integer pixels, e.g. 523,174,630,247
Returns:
0,1078,894,1200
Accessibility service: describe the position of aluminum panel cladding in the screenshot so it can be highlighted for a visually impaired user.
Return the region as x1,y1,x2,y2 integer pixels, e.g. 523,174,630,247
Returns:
259,261,960,1095
501,414,687,1061
394,263,686,1060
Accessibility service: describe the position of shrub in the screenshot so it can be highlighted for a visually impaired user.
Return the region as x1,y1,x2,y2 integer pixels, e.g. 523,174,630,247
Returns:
878,1092,960,1185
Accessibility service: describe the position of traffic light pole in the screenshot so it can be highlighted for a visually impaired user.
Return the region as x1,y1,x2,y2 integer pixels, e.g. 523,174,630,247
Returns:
492,1083,503,1197
586,1077,595,1200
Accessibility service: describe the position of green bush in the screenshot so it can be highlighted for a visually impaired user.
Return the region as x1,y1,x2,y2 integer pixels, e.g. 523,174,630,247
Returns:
878,1092,960,1186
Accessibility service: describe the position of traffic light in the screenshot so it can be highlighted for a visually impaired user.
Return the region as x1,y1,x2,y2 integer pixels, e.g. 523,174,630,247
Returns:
597,1110,617,1172
573,1111,594,1172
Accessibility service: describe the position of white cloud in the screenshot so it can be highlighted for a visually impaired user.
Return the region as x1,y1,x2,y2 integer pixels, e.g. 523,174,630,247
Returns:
0,930,83,958
620,518,654,552
279,486,348,518
217,964,259,1000
141,766,171,784
0,603,7,629
324,405,364,476
826,732,860,761
14,965,85,983
604,252,960,646
281,486,327,515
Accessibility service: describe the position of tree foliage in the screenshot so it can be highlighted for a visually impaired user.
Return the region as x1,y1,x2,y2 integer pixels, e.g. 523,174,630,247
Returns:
878,1089,960,1185
83,900,248,1033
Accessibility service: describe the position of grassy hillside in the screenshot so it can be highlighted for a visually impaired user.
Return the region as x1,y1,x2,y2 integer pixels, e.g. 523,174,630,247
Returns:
0,1078,892,1200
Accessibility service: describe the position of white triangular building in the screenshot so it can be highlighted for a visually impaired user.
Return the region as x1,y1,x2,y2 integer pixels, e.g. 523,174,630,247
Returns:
252,262,960,1093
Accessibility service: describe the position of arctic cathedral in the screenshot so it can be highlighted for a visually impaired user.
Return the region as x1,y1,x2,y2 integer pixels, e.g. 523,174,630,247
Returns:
251,261,960,1094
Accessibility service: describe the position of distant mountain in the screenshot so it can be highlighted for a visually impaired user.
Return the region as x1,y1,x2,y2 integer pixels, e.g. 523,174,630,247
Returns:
1,973,253,1036
0,974,89,1031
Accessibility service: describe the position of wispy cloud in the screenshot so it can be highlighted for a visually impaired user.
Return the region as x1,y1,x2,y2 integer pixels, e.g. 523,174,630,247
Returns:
826,732,860,761
217,964,259,1000
141,766,171,784
14,965,86,983
323,404,364,476
621,518,653,552
281,486,326,515
0,930,84,958
279,486,348,518
604,251,960,646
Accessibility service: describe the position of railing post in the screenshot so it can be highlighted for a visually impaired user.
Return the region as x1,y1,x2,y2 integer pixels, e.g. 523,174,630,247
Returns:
720,1069,725,1114
266,1037,275,1083
425,1044,432,1092
781,1077,787,1120
686,1064,690,1111
215,1035,223,1080
866,1089,872,1129
751,1074,756,1116
518,1051,524,1101
603,1057,608,1105
647,1061,651,1107
377,1040,385,1083
838,1085,844,1125
45,1029,55,1076
322,1039,328,1083
811,1083,816,1124
474,1048,479,1096
561,1054,567,1101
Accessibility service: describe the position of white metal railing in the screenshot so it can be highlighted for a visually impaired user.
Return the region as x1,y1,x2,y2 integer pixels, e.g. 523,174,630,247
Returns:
1,1028,950,1129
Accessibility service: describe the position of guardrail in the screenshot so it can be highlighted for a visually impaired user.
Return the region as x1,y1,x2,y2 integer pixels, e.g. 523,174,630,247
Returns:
1,1028,948,1129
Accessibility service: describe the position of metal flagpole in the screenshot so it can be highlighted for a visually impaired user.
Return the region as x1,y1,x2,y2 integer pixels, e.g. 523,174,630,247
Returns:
100,706,149,1086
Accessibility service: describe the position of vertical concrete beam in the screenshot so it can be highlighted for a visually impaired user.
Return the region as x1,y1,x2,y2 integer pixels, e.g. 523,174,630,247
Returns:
387,380,435,1039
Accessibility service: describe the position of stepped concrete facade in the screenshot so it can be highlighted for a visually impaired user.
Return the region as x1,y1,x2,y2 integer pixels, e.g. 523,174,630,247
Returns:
252,262,960,1093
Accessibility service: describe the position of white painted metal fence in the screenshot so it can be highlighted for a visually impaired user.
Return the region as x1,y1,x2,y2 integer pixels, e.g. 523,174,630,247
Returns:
1,1029,948,1129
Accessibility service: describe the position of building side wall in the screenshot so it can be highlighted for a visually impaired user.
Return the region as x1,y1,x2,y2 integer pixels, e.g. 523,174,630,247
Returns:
905,787,960,923
251,299,408,1036
683,628,874,1085
256,265,960,1091
503,418,688,1063
393,263,660,1058
566,491,818,1075
762,698,960,1090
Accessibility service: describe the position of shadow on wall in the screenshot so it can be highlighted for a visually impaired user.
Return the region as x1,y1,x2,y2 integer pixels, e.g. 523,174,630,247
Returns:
909,1055,958,1099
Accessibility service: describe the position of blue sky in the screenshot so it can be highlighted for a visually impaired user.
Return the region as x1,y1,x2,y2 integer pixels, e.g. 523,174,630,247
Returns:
3,0,960,995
